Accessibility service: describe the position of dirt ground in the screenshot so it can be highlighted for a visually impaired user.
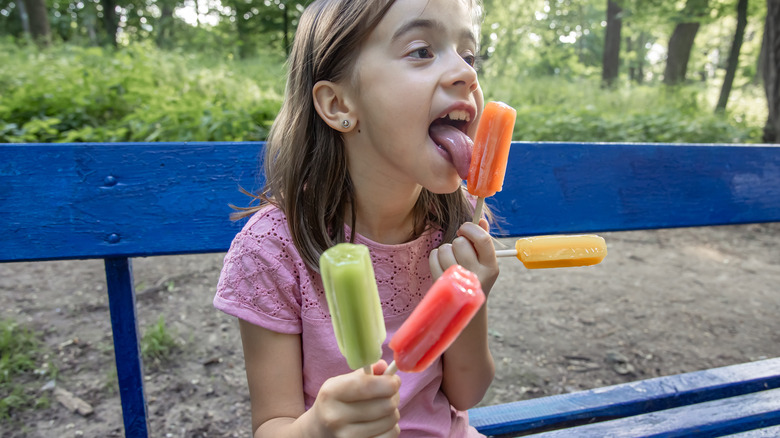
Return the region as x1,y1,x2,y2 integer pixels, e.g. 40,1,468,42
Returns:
1,223,779,437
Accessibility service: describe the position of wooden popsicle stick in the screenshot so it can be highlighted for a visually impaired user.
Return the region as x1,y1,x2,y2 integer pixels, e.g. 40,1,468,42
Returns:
472,197,485,224
384,361,398,376
363,365,372,374
495,249,518,258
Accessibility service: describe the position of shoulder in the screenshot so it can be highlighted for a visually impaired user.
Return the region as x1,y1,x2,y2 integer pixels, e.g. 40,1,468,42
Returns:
215,205,306,331
223,204,304,284
230,205,296,258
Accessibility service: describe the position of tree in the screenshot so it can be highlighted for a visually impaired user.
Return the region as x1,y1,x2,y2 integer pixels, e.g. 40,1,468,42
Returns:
602,0,623,86
16,0,30,35
626,31,648,83
22,0,50,46
156,0,177,49
664,0,710,85
716,0,749,112
101,0,118,47
762,0,780,142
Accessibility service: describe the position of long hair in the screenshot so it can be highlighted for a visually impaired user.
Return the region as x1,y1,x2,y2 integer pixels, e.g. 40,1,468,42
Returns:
234,0,485,271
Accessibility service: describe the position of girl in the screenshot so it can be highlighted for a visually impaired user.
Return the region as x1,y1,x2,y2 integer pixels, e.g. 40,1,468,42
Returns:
214,0,498,436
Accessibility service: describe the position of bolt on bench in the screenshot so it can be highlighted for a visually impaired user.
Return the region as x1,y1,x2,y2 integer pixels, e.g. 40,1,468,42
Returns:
2,141,779,437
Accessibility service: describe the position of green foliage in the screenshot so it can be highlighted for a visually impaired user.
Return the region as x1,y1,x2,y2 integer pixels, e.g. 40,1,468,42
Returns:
0,41,285,143
0,34,766,145
482,76,764,143
141,316,180,366
0,319,55,419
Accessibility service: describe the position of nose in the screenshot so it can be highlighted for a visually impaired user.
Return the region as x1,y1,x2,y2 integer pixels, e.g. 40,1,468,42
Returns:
443,52,479,92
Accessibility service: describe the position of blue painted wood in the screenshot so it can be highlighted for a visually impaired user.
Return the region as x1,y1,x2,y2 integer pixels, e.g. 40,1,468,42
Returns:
2,141,779,437
104,257,149,438
526,387,780,437
468,357,780,436
491,142,780,237
3,142,780,261
0,142,263,262
720,425,780,437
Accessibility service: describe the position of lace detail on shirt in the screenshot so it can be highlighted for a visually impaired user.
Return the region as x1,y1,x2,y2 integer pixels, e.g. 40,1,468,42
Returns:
216,206,445,324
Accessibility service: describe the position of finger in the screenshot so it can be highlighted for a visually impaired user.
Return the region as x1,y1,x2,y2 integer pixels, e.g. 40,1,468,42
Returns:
456,222,496,264
341,410,400,438
372,424,402,438
429,249,445,279
451,235,478,268
435,243,458,268
371,359,389,375
478,217,491,233
325,372,399,404
345,396,399,423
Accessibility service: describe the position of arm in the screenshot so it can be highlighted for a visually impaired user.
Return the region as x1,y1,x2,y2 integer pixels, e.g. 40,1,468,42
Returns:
239,319,402,438
428,219,498,410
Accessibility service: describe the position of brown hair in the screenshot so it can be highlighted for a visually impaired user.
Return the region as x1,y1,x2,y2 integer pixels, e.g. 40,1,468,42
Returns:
234,0,485,271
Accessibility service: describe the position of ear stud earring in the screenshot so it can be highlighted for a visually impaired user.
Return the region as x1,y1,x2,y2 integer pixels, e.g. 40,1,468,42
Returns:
341,120,351,129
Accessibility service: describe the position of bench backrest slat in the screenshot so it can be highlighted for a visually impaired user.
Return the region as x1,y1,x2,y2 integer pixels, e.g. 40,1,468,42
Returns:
2,142,262,261
2,141,779,262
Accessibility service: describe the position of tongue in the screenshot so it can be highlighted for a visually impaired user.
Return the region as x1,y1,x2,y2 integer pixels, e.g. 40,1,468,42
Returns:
429,123,473,180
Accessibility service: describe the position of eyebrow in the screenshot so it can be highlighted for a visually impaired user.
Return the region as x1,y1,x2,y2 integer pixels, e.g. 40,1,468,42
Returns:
392,18,477,46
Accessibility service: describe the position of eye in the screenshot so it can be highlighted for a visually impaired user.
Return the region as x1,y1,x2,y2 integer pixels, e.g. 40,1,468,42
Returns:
409,47,434,60
463,52,482,71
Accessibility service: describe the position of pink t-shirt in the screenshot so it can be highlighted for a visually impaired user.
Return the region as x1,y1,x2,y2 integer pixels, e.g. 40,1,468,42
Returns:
214,205,484,437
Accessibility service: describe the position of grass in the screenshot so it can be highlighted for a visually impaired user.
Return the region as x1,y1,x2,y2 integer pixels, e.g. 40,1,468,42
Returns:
0,319,56,419
141,316,181,367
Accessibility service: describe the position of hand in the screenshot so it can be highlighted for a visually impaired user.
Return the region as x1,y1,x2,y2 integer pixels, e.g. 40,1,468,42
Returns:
309,360,401,438
429,218,499,296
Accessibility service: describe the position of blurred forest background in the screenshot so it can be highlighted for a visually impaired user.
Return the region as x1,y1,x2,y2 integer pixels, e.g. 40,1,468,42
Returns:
2,0,780,144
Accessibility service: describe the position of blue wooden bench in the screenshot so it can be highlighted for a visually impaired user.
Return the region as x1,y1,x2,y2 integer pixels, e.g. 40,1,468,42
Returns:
2,141,779,437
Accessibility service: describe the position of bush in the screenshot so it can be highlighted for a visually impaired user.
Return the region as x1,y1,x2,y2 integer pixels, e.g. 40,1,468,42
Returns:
481,76,765,143
0,41,285,143
1,41,766,144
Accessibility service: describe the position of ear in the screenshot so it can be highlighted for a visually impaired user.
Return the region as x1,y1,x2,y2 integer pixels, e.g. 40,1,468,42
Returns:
313,80,356,132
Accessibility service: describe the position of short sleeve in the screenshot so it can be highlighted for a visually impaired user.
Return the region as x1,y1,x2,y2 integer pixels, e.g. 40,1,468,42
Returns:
213,211,303,334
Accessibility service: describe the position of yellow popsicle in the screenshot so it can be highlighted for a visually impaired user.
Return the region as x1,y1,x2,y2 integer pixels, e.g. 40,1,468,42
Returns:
495,235,607,269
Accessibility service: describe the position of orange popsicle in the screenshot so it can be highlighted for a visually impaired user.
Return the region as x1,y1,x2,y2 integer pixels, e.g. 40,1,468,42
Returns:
468,101,516,222
385,265,485,375
495,235,607,269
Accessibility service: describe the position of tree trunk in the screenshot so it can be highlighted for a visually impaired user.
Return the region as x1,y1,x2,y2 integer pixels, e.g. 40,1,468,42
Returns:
627,36,635,81
602,0,622,87
664,0,709,85
234,1,254,59
283,2,290,56
16,0,30,35
100,0,118,47
664,22,700,85
716,0,749,112
763,0,780,143
22,0,50,47
156,2,175,49
636,32,647,84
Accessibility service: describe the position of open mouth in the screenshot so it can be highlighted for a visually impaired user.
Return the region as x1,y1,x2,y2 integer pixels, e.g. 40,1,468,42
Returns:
429,110,474,180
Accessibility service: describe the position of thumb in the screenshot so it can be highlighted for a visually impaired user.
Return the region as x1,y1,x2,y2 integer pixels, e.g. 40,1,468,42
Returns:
478,217,490,233
371,359,389,375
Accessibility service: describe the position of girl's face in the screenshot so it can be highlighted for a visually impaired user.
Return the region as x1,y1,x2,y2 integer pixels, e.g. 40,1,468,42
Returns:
344,0,483,196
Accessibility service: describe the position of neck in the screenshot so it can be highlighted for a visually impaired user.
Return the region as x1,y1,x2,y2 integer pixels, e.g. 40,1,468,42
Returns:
348,184,422,245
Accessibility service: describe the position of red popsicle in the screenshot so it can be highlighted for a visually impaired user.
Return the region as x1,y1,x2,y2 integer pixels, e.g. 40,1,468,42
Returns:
385,265,485,374
468,101,516,223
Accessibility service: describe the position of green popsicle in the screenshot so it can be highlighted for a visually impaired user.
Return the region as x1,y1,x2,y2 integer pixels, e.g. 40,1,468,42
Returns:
320,243,386,373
